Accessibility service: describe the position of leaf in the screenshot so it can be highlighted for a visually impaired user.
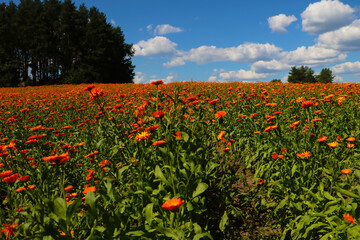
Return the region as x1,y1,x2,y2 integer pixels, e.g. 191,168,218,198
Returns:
53,197,66,221
323,191,335,201
155,165,170,185
66,198,82,225
144,203,154,223
291,164,297,177
193,232,213,240
334,187,360,199
85,191,97,219
181,131,189,142
219,211,228,233
274,197,288,215
192,182,208,198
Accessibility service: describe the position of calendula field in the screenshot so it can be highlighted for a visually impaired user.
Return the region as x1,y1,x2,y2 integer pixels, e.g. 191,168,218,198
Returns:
1,82,360,239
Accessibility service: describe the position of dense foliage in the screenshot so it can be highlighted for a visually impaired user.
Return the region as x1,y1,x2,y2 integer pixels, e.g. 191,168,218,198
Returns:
288,66,335,83
1,82,360,239
0,0,135,87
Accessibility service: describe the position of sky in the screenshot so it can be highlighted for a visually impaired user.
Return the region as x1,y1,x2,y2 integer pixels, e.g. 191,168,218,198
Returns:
4,0,360,83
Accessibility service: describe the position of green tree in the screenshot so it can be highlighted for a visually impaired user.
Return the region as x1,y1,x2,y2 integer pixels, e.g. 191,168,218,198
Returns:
0,0,135,86
270,79,281,83
316,68,335,83
287,66,316,83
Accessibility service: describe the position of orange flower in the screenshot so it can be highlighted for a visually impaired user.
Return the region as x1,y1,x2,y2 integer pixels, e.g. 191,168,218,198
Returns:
341,169,351,175
83,85,95,91
154,110,165,118
258,178,264,185
161,198,185,211
328,142,339,148
151,80,164,86
84,151,99,158
297,151,312,158
173,131,182,139
82,186,97,195
0,170,13,179
152,140,166,147
0,222,18,240
318,136,327,142
215,111,226,118
346,137,355,142
134,131,151,141
344,213,355,224
18,175,29,182
2,173,19,183
347,143,355,148
64,186,74,192
301,101,315,109
271,154,278,160
15,186,26,192
217,131,225,140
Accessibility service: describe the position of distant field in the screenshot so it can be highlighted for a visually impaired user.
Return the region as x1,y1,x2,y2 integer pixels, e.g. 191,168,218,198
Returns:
1,82,360,239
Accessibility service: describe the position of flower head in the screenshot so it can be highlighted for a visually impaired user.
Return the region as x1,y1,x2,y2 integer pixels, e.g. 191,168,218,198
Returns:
341,169,351,175
151,80,164,86
344,213,355,224
0,223,18,240
215,111,226,118
301,101,315,109
328,142,339,148
161,198,185,211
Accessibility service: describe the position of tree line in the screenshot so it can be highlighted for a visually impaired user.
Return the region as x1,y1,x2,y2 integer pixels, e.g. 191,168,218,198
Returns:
272,66,335,83
0,0,135,87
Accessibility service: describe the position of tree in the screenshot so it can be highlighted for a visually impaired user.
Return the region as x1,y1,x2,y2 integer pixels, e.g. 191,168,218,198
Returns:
316,68,335,83
0,0,135,86
270,79,281,83
287,66,316,83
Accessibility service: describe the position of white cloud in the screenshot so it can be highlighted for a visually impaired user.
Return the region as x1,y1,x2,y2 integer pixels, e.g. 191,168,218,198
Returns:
251,60,291,73
334,75,344,82
280,46,346,66
317,20,360,51
268,14,297,33
153,24,183,35
331,61,360,74
301,0,356,35
164,43,281,67
209,69,268,82
110,19,116,26
133,36,178,57
134,72,178,84
146,24,153,31
134,72,147,84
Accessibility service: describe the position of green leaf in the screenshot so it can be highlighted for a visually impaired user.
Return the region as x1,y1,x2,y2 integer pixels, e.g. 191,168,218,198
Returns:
274,197,288,215
144,203,154,223
192,182,208,198
155,165,170,185
334,187,360,199
66,198,82,225
324,191,335,201
291,164,297,177
193,232,213,240
181,131,189,142
219,211,228,233
54,197,66,221
85,191,97,219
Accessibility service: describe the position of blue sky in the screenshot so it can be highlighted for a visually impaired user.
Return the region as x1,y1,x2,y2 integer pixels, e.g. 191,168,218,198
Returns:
5,0,360,83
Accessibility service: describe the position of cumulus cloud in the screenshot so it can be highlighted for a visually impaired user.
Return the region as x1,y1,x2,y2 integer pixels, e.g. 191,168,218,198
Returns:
301,0,356,35
134,72,147,84
133,36,178,57
331,61,360,74
153,24,183,35
209,69,269,82
163,43,281,67
134,72,178,84
268,14,297,33
279,46,347,66
317,20,360,51
251,60,291,73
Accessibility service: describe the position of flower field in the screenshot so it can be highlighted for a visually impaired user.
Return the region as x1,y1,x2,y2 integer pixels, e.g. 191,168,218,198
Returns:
1,82,360,239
